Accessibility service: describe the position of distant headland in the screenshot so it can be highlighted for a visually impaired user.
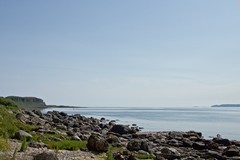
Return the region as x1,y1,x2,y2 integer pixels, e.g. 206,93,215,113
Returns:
211,104,240,107
5,96,82,109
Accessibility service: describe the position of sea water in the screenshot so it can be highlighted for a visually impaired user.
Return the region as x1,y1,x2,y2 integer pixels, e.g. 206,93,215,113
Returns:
42,107,240,140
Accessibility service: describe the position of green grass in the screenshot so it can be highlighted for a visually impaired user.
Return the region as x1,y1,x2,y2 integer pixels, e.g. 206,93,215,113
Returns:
0,137,9,151
47,140,87,150
0,97,18,109
0,105,34,139
0,98,36,151
105,146,124,160
135,153,155,159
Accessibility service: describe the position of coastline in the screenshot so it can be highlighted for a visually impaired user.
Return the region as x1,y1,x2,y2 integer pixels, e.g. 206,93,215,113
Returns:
4,108,239,160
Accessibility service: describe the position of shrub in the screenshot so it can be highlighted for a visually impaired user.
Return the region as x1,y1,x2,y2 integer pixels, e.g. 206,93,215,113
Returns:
0,97,18,108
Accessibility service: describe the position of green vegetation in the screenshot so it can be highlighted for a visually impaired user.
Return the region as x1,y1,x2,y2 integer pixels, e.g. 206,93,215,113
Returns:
0,97,34,151
19,138,28,152
135,153,155,159
105,147,114,160
47,140,87,150
0,97,88,153
6,96,46,109
0,137,9,151
0,105,34,139
0,97,18,109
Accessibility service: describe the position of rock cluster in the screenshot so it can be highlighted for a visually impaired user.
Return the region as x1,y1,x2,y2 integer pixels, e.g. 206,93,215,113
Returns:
16,110,240,160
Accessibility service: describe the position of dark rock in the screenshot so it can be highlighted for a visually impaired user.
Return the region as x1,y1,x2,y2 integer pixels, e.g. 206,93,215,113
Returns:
158,147,181,159
192,142,205,150
223,146,240,157
186,131,202,138
206,150,226,160
113,150,136,160
33,151,58,160
87,133,109,152
167,138,180,146
206,141,219,150
232,140,240,147
107,134,121,147
182,138,193,147
59,112,67,117
29,142,47,148
15,130,32,140
127,139,149,152
109,124,135,135
213,138,231,146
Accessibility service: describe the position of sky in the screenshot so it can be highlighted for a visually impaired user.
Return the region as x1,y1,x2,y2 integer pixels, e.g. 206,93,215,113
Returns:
0,0,240,107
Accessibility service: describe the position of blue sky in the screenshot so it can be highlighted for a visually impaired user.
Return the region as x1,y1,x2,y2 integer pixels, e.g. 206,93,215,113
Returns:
1,0,240,107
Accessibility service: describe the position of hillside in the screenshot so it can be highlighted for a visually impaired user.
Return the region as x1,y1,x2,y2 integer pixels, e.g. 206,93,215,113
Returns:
211,104,240,107
6,96,47,109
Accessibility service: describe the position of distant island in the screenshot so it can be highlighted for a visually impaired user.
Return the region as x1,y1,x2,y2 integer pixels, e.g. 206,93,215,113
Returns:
5,96,83,109
211,104,240,107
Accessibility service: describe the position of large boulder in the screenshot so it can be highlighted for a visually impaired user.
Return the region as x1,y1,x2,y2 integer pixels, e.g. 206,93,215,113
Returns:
109,124,135,135
87,133,109,152
213,138,231,146
127,139,149,152
157,147,181,160
15,130,32,140
223,146,240,157
33,151,58,160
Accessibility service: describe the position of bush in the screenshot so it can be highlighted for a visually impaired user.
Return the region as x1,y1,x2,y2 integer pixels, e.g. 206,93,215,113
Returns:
0,97,18,108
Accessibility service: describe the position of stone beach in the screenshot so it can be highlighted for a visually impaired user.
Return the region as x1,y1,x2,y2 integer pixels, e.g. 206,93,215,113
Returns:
1,109,240,160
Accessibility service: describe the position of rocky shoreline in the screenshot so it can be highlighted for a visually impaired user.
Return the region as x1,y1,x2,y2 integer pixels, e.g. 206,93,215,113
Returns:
3,109,240,160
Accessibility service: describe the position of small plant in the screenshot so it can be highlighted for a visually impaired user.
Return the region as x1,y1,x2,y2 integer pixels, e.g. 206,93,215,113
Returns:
135,153,155,159
106,147,114,160
48,140,87,150
19,138,28,152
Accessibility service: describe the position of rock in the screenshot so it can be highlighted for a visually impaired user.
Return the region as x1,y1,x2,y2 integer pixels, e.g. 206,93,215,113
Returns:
213,138,231,146
167,138,180,146
59,111,67,117
33,151,58,160
182,138,192,147
206,150,226,160
113,150,136,160
127,139,149,152
29,142,47,148
192,142,205,150
15,130,32,140
55,124,67,130
71,135,81,141
87,133,109,152
159,147,181,159
16,112,27,123
109,124,135,135
107,134,121,147
223,146,240,157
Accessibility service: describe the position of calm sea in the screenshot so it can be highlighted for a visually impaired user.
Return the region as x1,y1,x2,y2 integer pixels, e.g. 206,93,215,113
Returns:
42,107,240,140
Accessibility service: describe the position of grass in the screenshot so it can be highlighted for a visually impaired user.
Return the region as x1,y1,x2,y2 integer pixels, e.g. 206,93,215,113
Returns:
105,146,124,160
135,153,155,159
47,140,87,150
0,98,35,152
19,138,28,152
0,105,34,139
0,137,9,151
